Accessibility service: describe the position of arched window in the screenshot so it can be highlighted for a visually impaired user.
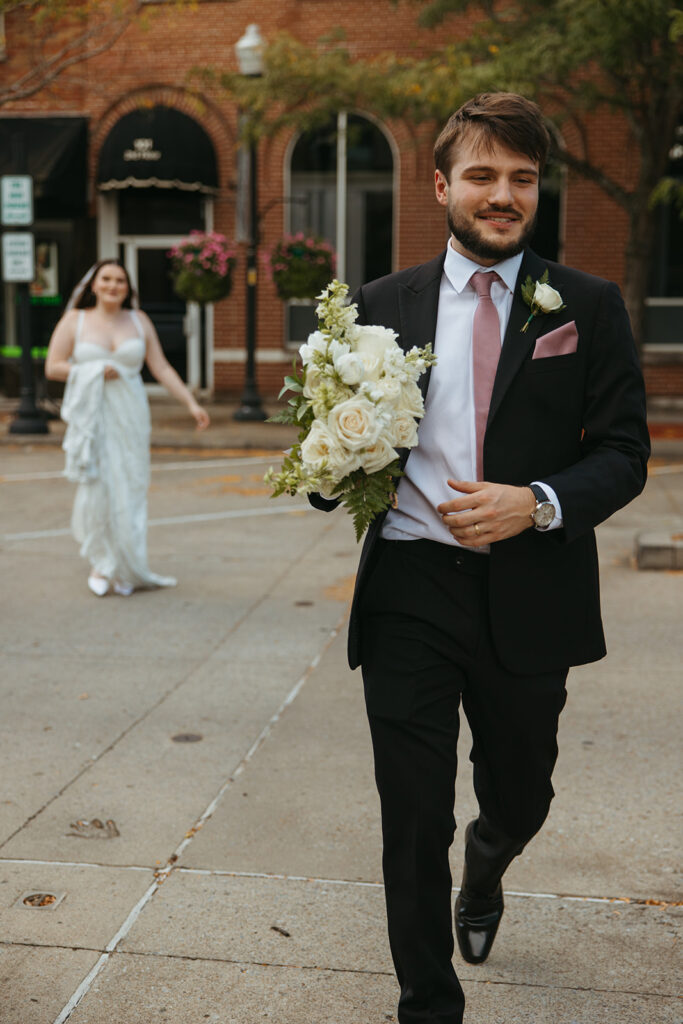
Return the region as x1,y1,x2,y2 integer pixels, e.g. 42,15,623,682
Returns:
287,113,395,343
647,123,683,344
531,159,562,262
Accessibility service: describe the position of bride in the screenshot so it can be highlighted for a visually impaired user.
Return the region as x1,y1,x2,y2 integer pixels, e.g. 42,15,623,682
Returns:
45,259,210,597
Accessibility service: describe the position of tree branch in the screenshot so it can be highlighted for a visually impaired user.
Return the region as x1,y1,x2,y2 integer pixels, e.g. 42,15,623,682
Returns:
0,7,137,105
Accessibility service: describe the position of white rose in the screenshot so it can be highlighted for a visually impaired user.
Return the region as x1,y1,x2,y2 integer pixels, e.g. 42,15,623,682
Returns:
334,351,365,385
359,436,397,474
387,409,419,449
328,396,381,451
303,362,323,399
300,420,359,479
396,380,424,419
533,282,563,313
299,330,328,365
328,338,350,364
370,376,403,405
355,325,399,381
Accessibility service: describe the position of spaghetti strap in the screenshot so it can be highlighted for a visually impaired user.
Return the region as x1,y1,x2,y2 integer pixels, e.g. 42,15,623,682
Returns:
130,310,145,336
76,309,85,343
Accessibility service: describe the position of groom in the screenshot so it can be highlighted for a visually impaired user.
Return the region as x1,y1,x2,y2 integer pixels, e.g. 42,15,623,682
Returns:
313,92,649,1023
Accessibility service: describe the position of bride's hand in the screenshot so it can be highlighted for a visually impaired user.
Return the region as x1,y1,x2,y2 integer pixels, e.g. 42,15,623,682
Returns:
191,404,210,430
103,365,119,380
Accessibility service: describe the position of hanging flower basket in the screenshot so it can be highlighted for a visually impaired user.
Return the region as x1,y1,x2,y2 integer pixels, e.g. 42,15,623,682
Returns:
266,233,336,301
168,231,238,304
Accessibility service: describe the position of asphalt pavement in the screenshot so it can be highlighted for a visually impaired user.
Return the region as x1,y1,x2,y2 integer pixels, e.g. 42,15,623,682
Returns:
0,396,681,1024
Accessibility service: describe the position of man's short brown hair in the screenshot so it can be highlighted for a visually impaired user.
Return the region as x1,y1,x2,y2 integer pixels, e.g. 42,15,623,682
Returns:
434,92,551,179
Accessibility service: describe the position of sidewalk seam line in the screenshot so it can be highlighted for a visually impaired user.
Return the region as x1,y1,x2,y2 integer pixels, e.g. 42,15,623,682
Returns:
3,940,678,1000
50,517,348,1023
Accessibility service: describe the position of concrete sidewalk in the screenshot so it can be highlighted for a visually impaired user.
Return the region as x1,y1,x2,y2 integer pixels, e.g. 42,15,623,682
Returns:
0,405,681,1024
0,395,300,455
2,392,683,458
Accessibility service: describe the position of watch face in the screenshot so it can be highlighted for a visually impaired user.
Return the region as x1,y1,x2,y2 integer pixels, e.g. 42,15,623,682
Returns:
533,501,555,528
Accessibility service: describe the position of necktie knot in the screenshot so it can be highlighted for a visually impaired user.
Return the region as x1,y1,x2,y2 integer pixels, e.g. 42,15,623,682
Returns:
470,270,499,299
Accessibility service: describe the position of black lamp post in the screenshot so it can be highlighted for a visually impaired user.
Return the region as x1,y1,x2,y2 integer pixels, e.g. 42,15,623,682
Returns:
234,23,267,422
7,134,48,435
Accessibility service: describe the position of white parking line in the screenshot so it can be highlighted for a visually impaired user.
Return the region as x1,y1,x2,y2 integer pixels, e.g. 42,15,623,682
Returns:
0,455,278,484
1,503,312,542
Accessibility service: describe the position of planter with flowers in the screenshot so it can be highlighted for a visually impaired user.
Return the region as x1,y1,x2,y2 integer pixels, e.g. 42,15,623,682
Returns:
168,231,238,304
266,233,336,301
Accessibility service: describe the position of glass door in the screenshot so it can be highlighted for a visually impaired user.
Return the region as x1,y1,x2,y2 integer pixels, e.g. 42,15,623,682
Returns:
123,239,200,388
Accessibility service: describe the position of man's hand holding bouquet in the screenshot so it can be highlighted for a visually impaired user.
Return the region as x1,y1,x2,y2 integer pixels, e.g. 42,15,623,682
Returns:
266,280,435,540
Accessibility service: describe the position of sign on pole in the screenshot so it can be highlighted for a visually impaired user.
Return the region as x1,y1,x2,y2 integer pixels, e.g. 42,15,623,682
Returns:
1,176,34,226
2,232,35,282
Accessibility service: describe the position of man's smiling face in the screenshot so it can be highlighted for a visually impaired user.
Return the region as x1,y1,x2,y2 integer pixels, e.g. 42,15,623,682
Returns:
435,131,540,266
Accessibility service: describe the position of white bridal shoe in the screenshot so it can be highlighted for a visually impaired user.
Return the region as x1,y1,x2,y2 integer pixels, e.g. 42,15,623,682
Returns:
113,581,134,597
87,574,110,597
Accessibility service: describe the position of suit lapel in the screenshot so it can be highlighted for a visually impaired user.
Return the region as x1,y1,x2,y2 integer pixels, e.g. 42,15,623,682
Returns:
397,251,445,400
487,249,547,428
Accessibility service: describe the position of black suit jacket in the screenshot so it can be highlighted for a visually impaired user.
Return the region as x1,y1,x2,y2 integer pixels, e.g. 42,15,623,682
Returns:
312,249,649,675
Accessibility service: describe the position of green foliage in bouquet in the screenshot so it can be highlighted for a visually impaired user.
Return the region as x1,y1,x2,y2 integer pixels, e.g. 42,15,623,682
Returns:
337,462,403,542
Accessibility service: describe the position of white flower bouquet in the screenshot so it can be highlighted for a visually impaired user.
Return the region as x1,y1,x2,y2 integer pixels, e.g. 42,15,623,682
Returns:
266,280,435,540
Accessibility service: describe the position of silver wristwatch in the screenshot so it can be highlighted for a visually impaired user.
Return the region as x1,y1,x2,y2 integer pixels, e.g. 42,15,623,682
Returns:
529,483,556,530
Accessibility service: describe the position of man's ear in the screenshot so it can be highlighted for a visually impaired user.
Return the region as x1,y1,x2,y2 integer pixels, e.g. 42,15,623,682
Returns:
435,169,449,207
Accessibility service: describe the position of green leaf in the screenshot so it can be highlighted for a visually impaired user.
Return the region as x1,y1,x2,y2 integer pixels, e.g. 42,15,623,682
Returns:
267,408,298,425
521,274,535,306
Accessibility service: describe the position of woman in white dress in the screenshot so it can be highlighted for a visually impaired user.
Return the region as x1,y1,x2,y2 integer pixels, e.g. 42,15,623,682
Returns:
45,259,210,596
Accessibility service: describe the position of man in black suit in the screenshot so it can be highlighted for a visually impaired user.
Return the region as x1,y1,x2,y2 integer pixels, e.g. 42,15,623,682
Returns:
313,93,649,1024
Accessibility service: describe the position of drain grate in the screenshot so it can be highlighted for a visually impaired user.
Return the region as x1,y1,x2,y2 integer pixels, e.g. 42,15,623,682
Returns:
16,890,65,909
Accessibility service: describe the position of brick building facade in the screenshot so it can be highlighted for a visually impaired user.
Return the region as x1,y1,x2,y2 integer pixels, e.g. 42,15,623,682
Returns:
1,0,681,400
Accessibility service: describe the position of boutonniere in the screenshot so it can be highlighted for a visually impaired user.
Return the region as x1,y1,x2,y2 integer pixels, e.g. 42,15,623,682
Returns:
520,269,566,333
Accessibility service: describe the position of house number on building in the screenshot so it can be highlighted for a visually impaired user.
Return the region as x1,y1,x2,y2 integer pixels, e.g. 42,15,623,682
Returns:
124,137,161,162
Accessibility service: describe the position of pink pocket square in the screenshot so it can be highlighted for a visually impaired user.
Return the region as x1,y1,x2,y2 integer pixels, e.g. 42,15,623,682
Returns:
532,321,578,359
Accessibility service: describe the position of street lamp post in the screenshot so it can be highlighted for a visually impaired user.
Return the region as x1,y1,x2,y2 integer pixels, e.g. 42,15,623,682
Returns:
234,23,267,422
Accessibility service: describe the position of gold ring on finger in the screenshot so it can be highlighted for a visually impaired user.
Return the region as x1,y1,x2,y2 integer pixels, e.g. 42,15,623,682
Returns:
474,523,480,537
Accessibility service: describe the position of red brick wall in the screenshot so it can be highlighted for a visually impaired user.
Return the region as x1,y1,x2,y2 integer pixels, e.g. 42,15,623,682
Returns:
2,0,675,399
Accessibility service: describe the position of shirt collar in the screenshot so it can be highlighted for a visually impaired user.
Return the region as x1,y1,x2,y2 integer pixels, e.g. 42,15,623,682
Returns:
443,240,524,297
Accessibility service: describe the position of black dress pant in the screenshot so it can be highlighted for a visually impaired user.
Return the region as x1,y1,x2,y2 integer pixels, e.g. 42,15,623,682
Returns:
360,539,568,1024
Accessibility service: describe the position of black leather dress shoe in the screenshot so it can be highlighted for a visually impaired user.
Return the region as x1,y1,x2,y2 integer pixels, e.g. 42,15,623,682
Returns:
454,882,504,964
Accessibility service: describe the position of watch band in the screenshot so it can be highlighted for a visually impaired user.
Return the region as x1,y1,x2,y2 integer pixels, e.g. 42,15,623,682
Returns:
529,483,550,504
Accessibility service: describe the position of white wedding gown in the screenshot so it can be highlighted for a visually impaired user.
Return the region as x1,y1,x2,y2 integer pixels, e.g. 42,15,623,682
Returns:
60,310,176,591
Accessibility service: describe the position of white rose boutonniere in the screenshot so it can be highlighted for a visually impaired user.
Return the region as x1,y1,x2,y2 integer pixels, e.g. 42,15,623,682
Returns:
520,269,566,333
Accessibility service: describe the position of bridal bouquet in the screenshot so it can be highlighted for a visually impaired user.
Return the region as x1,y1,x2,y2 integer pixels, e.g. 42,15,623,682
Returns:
266,279,435,540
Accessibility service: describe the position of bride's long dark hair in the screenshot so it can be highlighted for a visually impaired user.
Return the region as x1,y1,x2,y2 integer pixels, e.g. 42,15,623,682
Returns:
67,259,138,311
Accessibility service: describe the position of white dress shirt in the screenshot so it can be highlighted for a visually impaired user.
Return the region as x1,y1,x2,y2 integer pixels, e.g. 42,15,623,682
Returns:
382,242,562,547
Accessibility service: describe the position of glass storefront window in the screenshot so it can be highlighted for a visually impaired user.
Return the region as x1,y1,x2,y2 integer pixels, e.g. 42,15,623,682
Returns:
287,114,394,343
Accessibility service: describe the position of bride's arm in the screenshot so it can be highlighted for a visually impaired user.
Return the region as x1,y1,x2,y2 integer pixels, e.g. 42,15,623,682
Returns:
45,310,79,381
141,312,210,430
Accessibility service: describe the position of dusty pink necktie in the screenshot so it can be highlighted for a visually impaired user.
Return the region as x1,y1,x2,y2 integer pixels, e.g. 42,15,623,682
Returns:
471,271,502,480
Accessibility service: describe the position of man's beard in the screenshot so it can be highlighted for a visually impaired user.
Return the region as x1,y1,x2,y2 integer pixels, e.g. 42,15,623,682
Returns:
447,205,537,262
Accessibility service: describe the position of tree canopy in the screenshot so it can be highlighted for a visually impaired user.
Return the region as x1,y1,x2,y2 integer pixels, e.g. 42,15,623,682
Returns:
205,0,682,341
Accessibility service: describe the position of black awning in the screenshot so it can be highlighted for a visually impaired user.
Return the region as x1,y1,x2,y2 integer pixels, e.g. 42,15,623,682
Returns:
97,106,218,194
0,117,88,217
